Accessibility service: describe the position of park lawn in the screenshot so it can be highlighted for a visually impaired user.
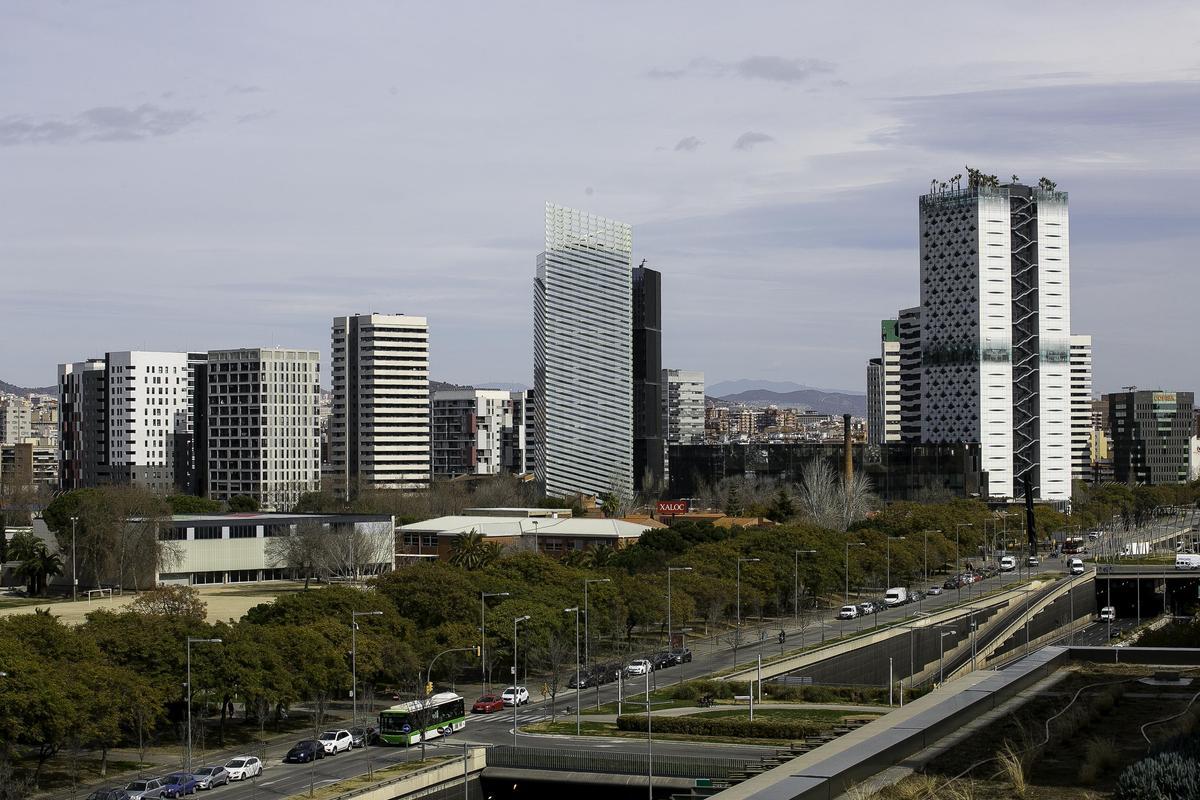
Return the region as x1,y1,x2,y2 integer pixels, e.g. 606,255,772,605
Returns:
521,720,788,747
581,697,699,715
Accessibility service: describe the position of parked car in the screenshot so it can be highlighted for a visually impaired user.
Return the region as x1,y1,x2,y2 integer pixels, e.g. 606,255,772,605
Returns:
501,685,530,706
319,729,352,754
671,648,693,663
348,727,369,748
567,670,593,689
857,601,876,615
87,788,131,800
472,694,505,714
125,779,166,800
191,767,229,790
837,605,859,620
943,577,960,590
223,757,262,781
650,652,674,670
927,585,943,596
625,659,652,676
160,773,199,798
1027,555,1040,568
284,741,325,764
600,662,623,683
884,587,909,607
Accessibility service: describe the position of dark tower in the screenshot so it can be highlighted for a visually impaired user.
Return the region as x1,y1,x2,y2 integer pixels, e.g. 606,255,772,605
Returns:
632,263,664,495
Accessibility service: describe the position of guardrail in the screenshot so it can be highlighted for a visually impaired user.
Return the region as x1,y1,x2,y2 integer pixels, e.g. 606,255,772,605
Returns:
487,745,755,779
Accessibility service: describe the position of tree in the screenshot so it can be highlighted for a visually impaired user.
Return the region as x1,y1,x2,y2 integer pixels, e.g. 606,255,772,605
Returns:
8,532,62,596
531,627,574,721
264,520,329,588
768,487,796,523
227,495,260,513
129,585,208,622
166,495,222,514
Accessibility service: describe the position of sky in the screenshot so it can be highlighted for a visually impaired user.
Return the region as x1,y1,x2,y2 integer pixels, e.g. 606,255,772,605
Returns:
2,1,1199,395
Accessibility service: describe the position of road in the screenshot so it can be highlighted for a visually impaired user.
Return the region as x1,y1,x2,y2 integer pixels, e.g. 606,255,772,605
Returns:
1048,617,1139,647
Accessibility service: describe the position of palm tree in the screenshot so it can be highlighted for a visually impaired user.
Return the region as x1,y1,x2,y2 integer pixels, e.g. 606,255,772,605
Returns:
448,530,488,569
587,545,616,569
10,531,63,595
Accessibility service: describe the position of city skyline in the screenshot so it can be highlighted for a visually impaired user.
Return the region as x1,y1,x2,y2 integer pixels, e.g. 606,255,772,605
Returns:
3,3,1200,397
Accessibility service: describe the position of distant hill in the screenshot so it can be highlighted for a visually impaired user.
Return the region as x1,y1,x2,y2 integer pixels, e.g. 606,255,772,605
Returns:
430,379,473,393
708,378,860,396
475,382,530,393
715,388,867,417
0,379,56,397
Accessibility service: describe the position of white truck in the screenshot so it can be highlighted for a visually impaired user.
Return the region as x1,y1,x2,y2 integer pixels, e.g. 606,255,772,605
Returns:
999,556,1016,571
883,587,909,607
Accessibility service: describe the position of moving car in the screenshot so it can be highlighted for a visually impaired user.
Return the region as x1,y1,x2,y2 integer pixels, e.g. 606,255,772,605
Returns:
1099,606,1117,622
191,767,229,790
857,601,876,615
501,685,530,706
926,585,943,596
625,659,652,676
160,774,199,799
348,727,369,748
223,757,263,781
319,729,352,754
125,779,166,800
943,577,961,590
1068,557,1085,576
472,694,505,714
999,556,1016,572
671,648,693,663
1027,555,1040,568
1175,554,1200,570
837,605,859,620
283,741,324,764
567,670,593,689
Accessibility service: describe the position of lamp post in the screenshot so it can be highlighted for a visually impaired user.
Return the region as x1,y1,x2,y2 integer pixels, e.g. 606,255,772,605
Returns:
186,637,222,772
480,591,510,692
70,515,78,601
531,520,539,554
955,523,972,600
794,550,817,620
844,542,866,604
351,610,383,726
583,578,610,669
667,567,692,654
565,607,580,735
422,645,478,760
512,615,530,748
736,557,760,637
886,536,906,590
645,668,653,800
938,630,955,684
923,529,940,583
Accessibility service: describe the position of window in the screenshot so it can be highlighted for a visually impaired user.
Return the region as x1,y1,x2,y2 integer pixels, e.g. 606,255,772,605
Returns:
193,527,223,540
230,525,257,539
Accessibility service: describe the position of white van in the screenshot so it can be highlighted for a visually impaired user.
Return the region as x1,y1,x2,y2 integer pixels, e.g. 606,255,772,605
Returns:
1068,557,1085,575
999,556,1016,571
1175,554,1200,570
884,587,909,607
838,605,860,620
1099,606,1116,622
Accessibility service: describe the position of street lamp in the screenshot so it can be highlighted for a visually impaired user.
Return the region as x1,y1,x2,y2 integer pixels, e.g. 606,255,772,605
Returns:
736,558,760,633
939,630,955,684
512,615,531,748
794,550,817,620
844,542,866,604
583,579,610,669
480,591,510,692
922,530,941,583
351,610,383,726
667,567,692,655
70,515,78,601
565,607,580,735
186,637,222,772
422,645,478,760
886,536,906,590
955,524,973,600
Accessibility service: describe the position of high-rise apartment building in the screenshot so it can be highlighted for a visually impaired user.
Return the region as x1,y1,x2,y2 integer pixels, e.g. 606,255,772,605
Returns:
866,319,901,445
919,179,1072,501
206,348,321,510
330,314,430,496
534,203,633,499
431,388,526,478
663,370,705,445
505,390,532,474
1108,389,1194,485
867,358,885,445
1069,335,1093,485
632,264,664,493
0,397,33,445
897,306,922,443
59,352,199,493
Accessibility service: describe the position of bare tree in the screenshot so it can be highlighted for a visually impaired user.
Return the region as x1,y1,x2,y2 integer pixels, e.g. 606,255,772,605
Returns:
264,520,330,588
797,459,875,532
532,629,574,721
320,521,395,580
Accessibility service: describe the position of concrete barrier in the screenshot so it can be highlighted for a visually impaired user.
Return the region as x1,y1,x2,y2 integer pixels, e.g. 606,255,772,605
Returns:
315,750,484,800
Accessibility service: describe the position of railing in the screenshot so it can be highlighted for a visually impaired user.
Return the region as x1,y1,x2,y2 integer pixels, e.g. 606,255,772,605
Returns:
487,745,754,779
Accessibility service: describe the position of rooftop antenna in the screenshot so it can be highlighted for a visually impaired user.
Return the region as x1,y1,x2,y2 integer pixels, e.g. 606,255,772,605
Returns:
638,259,646,268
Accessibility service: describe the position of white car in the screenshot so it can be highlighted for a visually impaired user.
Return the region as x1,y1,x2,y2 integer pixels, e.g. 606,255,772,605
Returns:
501,685,530,706
319,729,352,754
926,586,943,596
837,605,859,620
625,659,652,676
223,756,262,781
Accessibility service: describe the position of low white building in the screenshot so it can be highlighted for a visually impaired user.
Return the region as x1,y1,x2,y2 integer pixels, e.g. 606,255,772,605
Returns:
156,513,394,585
398,514,653,560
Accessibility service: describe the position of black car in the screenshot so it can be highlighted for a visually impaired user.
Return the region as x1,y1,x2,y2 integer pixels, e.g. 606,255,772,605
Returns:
595,663,621,684
567,670,594,689
650,652,674,671
348,727,369,748
284,740,325,763
87,789,131,800
671,648,693,664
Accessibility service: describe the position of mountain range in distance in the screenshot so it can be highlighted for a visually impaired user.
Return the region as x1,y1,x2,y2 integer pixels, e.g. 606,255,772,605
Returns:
0,379,56,397
711,388,867,417
707,378,862,397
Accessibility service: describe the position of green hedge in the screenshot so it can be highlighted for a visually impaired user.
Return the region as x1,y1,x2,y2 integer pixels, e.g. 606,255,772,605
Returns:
616,713,823,740
665,680,930,705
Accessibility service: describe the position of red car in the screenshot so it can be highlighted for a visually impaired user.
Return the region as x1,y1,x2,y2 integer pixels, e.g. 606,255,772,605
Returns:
472,694,504,714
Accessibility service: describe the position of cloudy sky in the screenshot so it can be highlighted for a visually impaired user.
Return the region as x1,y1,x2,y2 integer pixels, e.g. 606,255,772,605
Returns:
3,2,1198,395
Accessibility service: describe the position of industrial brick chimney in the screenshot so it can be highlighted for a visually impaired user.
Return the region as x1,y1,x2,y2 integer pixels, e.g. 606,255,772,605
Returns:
842,413,854,485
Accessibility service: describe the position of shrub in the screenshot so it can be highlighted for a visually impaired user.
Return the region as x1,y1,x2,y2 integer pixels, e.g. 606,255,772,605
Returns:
1115,751,1200,799
997,742,1028,798
615,713,824,740
1078,736,1119,784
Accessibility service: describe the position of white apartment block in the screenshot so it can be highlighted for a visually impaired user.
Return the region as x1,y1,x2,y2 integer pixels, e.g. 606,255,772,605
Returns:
663,370,705,444
0,397,33,445
108,351,191,491
330,314,430,495
206,348,321,511
1069,335,1093,485
534,203,633,499
897,306,922,443
431,388,525,477
919,180,1072,502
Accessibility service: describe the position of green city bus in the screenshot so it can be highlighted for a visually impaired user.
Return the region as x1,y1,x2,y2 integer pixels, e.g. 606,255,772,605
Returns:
377,692,466,746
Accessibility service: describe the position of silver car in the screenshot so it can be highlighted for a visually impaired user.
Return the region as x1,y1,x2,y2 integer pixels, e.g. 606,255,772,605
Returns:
125,779,165,800
191,767,229,790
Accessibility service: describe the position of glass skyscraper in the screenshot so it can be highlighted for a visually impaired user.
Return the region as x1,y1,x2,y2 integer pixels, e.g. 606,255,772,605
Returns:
534,203,633,499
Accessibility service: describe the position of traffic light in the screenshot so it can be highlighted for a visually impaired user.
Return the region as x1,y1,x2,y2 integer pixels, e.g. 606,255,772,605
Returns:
425,681,433,696
474,645,482,657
